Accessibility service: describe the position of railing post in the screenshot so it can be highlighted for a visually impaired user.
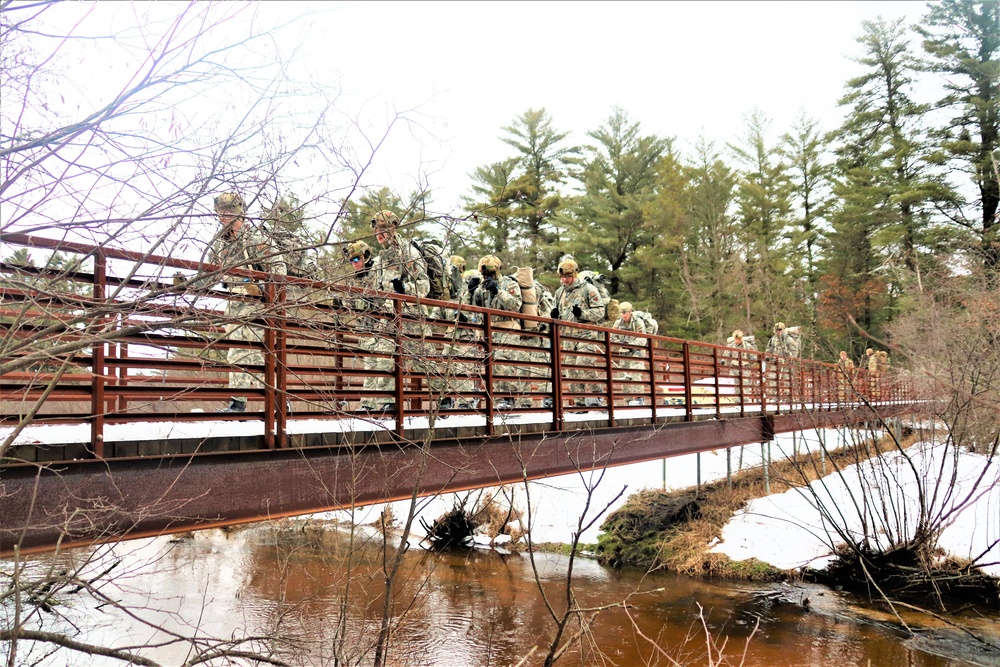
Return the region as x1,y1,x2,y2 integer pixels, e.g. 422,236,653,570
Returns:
550,320,563,431
393,299,405,438
484,315,495,437
682,342,693,422
647,336,658,424
274,279,287,448
263,283,276,450
713,347,721,420
90,250,106,458
604,329,615,426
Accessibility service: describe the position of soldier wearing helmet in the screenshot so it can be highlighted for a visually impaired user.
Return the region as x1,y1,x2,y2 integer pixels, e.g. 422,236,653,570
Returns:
209,191,287,413
264,196,318,280
612,302,646,338
766,321,801,358
466,254,527,410
551,257,604,324
552,256,607,407
368,209,429,299
472,255,522,325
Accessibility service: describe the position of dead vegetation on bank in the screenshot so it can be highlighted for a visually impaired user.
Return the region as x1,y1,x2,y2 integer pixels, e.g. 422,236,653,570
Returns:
596,430,907,579
595,428,1000,613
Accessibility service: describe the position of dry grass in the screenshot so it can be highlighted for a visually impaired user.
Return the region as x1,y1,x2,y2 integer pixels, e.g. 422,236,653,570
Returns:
596,428,918,581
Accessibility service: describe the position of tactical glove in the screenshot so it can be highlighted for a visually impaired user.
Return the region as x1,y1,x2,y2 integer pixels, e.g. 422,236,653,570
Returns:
458,312,469,323
572,304,583,320
467,276,481,293
550,307,560,320
484,276,499,295
391,277,406,294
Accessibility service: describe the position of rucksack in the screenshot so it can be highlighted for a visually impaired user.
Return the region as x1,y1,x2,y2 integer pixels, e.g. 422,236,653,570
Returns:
580,270,616,322
633,310,658,336
447,261,464,301
410,238,450,300
271,228,317,278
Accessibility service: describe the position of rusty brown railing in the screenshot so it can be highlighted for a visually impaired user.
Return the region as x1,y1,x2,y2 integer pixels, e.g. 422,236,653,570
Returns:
0,232,913,464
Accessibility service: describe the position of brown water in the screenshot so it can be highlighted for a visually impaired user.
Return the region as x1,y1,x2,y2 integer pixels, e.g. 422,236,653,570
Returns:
14,525,998,666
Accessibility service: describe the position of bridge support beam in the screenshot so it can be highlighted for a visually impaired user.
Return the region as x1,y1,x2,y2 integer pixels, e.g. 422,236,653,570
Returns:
0,407,911,556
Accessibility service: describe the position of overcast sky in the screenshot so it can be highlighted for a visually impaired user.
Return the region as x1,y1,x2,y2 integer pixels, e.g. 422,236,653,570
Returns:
256,1,933,213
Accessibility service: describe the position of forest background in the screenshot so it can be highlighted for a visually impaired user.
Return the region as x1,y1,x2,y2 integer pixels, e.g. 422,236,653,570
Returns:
4,0,999,362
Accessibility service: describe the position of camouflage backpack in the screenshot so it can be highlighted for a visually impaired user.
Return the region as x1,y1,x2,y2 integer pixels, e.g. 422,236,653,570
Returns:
579,270,616,322
633,310,659,336
410,238,451,300
264,197,316,278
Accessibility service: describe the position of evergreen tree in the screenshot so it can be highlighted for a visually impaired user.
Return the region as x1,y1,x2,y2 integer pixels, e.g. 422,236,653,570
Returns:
464,108,577,269
917,0,1000,274
628,151,690,330
560,108,669,295
782,113,833,346
674,138,743,341
729,110,801,329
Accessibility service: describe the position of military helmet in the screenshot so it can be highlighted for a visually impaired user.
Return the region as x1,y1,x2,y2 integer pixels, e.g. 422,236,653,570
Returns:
214,192,245,215
463,269,479,281
774,322,786,333
343,240,372,262
450,255,466,272
479,255,502,273
619,301,634,313
557,258,579,276
732,329,744,340
370,210,400,230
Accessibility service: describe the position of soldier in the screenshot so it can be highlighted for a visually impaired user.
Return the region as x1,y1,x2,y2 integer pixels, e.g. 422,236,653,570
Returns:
765,322,802,401
365,210,431,413
721,329,759,398
836,349,856,401
342,240,396,414
369,210,429,300
765,322,801,357
210,192,286,413
551,258,606,407
263,196,318,281
473,255,526,410
611,302,647,404
868,349,889,400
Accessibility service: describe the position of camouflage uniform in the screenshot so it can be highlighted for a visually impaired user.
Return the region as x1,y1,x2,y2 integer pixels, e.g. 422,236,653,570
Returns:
868,350,889,400
473,260,528,408
722,330,759,398
366,211,431,412
765,323,801,401
342,242,396,412
836,351,856,401
611,303,647,401
553,261,606,405
210,193,286,410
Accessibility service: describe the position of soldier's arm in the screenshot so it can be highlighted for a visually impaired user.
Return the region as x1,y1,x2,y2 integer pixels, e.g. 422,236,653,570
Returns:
404,247,430,298
579,286,605,323
495,278,522,313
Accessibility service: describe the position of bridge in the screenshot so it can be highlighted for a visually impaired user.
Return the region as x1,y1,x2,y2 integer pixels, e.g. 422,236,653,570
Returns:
0,233,920,556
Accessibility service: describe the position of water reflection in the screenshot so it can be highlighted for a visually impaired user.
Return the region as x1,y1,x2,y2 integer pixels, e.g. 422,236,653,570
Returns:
9,526,998,666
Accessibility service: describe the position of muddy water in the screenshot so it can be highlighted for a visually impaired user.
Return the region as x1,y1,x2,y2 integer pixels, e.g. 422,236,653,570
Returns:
21,526,999,667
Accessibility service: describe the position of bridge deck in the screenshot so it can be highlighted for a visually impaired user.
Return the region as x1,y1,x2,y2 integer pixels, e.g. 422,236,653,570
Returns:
0,232,921,555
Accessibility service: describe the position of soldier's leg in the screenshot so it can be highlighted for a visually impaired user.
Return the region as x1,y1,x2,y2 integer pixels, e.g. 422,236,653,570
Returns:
360,335,396,410
223,300,266,410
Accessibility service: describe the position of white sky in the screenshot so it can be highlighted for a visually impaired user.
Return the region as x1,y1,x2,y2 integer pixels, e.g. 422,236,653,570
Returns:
260,0,933,212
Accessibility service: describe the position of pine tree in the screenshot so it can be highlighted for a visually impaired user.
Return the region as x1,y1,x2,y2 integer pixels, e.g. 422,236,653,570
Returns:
917,0,1000,274
464,108,577,269
729,110,801,329
674,138,743,341
782,113,833,344
560,108,669,295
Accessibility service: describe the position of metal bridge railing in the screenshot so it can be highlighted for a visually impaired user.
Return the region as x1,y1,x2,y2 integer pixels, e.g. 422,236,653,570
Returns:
0,232,913,464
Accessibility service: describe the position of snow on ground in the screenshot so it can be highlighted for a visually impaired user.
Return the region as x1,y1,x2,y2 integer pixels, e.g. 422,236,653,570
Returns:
710,438,1000,576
